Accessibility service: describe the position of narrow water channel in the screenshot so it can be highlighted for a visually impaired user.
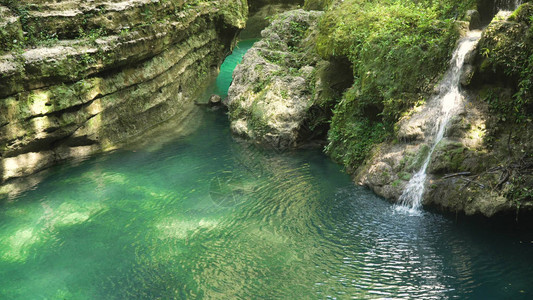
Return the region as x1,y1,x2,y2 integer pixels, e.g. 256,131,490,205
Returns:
0,40,532,299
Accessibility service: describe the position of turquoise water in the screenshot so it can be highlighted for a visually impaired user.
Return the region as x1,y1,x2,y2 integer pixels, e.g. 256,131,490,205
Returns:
202,39,258,99
1,41,533,299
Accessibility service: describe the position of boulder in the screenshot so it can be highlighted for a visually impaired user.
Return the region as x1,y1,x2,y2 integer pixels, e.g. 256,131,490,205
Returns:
227,9,326,149
208,94,222,106
467,10,482,30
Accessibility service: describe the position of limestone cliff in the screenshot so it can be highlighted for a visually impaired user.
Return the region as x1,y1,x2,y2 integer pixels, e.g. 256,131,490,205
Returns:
0,0,248,182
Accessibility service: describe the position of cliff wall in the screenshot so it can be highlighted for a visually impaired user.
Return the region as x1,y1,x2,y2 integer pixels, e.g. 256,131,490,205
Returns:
0,0,248,182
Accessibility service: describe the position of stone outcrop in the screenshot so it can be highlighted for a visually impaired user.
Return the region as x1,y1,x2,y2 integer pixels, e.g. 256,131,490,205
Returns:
0,0,248,182
224,1,532,219
240,2,303,39
227,9,351,149
422,2,533,217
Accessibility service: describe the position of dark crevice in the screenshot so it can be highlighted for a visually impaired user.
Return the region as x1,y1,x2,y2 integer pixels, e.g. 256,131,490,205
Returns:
52,135,98,149
298,57,355,146
477,0,525,25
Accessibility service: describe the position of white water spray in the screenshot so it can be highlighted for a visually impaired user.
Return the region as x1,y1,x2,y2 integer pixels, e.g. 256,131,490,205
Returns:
396,31,482,212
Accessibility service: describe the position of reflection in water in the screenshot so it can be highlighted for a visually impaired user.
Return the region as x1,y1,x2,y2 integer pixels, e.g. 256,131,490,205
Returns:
0,106,532,299
0,40,532,299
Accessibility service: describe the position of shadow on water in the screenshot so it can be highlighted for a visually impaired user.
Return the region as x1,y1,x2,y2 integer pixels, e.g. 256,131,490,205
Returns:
0,39,532,299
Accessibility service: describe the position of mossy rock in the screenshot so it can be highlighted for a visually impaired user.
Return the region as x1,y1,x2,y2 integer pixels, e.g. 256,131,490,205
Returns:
227,9,327,149
471,7,532,87
508,2,533,24
428,140,469,175
303,0,335,10
0,5,23,54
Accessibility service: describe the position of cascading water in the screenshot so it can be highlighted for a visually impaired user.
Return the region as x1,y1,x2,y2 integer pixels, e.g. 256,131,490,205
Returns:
396,31,482,212
396,0,525,213
499,0,523,18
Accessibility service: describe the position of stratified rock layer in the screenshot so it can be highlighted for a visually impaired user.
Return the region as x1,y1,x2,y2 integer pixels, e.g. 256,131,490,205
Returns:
0,0,248,181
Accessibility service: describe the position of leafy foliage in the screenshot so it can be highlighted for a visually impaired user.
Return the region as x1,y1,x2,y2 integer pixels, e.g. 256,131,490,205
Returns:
303,0,336,10
476,3,533,124
313,0,474,167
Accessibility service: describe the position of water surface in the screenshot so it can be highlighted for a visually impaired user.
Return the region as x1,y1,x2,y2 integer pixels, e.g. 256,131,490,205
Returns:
0,40,532,299
201,39,258,99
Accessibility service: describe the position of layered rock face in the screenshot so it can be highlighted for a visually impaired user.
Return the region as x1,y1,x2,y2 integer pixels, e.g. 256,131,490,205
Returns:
0,0,248,182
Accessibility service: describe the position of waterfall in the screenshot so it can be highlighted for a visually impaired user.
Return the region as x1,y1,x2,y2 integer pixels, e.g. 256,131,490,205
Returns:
395,31,482,212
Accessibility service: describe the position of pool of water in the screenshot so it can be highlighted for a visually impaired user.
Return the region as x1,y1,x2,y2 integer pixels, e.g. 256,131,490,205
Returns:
1,40,533,299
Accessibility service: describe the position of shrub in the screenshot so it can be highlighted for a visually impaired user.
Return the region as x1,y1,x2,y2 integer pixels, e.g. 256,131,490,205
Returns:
314,0,474,167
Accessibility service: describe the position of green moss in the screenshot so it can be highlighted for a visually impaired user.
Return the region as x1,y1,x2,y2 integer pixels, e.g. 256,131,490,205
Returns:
396,144,431,173
248,91,270,136
399,171,411,181
411,144,431,171
0,17,23,54
508,2,533,24
391,179,403,187
475,6,533,125
325,114,388,166
429,141,468,174
504,175,533,204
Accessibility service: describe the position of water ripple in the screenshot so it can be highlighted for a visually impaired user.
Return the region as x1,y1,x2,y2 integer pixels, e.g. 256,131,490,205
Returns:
1,61,533,300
